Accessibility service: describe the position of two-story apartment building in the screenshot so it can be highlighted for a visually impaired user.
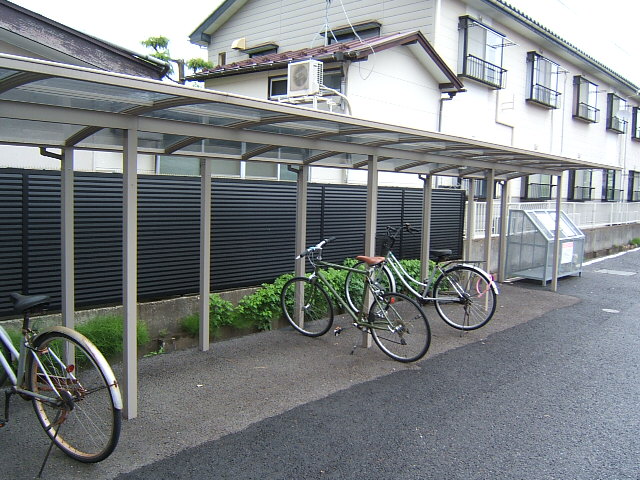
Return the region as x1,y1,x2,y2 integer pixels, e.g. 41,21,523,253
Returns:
187,0,640,211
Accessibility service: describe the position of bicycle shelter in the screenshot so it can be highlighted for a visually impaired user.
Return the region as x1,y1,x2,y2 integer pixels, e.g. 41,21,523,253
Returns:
0,53,609,418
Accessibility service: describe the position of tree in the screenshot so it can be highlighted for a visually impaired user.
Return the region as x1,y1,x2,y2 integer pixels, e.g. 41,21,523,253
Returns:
141,36,213,83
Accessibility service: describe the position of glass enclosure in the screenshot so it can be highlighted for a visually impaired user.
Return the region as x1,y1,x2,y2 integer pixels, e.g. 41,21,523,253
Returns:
506,209,585,283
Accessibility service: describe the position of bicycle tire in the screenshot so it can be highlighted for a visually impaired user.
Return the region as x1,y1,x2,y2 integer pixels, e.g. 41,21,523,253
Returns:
27,327,122,463
281,277,334,337
433,265,497,330
344,261,396,313
369,292,431,363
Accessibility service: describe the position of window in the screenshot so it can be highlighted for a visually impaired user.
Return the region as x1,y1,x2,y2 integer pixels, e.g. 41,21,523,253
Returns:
217,52,226,66
602,169,622,201
573,76,599,122
322,21,381,44
526,52,561,108
567,169,593,201
628,171,640,201
269,69,343,100
269,75,287,99
632,107,640,140
606,93,627,134
522,174,553,201
458,16,507,89
243,43,278,58
460,178,488,200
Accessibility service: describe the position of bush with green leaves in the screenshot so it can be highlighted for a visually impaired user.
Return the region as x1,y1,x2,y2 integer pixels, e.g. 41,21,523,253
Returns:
631,238,640,246
75,314,149,359
181,293,235,337
235,273,294,331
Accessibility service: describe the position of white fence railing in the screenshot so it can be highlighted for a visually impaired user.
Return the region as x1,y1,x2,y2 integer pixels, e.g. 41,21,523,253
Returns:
470,201,640,239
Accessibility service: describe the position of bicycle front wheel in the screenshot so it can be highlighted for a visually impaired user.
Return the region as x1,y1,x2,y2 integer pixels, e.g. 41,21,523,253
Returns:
369,292,431,363
0,339,11,387
344,261,395,313
281,277,334,337
27,327,121,463
433,265,497,330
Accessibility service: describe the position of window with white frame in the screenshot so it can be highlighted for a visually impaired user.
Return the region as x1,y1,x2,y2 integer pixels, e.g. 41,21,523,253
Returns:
567,169,593,201
573,76,599,122
526,52,561,108
628,170,640,202
602,169,622,201
458,16,507,89
606,93,627,134
269,69,343,100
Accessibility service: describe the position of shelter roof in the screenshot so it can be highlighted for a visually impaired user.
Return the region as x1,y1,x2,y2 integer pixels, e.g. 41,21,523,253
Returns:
0,53,610,180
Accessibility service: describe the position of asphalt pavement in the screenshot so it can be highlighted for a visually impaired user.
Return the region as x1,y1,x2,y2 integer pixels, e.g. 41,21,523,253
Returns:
2,248,639,479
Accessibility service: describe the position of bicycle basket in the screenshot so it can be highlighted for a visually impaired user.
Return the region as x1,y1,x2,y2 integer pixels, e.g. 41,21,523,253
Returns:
376,235,393,257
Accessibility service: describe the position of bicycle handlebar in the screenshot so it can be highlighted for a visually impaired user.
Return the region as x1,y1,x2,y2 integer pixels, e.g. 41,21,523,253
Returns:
385,223,420,238
296,236,337,259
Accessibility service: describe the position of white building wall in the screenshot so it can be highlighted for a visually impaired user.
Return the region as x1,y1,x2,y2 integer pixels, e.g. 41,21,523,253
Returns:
347,48,441,130
207,0,436,66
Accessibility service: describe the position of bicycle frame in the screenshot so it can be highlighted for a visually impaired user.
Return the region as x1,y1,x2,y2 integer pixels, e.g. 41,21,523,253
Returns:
310,260,392,331
383,250,499,301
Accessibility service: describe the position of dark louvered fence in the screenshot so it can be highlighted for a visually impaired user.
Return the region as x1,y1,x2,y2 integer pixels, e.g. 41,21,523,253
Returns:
0,169,464,316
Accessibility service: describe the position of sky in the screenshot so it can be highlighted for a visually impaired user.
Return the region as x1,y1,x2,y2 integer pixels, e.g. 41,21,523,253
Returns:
9,0,640,85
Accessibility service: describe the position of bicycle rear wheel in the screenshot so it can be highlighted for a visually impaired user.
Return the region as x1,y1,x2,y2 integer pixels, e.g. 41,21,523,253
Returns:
27,327,121,463
344,261,395,313
433,265,497,330
281,277,334,337
369,292,431,363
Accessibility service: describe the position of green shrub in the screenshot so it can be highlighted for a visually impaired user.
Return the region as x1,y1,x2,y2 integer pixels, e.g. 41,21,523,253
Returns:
76,315,149,359
631,238,640,246
235,273,293,331
181,293,235,337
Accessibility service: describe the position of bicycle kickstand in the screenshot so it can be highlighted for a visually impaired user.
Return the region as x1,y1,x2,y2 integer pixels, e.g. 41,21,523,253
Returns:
0,388,13,427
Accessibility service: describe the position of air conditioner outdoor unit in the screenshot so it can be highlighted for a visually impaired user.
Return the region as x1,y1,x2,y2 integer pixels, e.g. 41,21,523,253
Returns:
287,60,323,97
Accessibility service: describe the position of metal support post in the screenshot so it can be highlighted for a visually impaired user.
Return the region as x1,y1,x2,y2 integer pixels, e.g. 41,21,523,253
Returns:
465,179,476,261
420,174,432,281
199,158,212,351
498,180,510,282
551,173,564,292
484,170,495,274
122,128,138,420
362,156,378,348
61,148,74,330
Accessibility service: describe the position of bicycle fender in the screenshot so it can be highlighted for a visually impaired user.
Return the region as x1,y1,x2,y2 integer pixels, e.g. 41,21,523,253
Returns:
40,326,123,410
450,264,500,295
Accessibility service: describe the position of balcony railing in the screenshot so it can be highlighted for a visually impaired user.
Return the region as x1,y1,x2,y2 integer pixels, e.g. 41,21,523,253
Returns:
607,115,628,134
462,54,506,89
528,84,561,109
570,186,593,201
575,102,600,123
468,201,640,239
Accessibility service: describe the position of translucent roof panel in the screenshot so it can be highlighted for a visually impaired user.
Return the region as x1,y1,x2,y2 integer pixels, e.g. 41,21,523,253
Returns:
3,77,175,113
0,55,612,178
